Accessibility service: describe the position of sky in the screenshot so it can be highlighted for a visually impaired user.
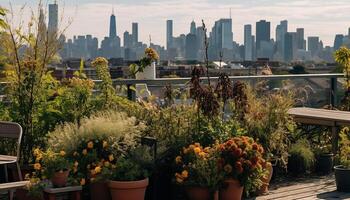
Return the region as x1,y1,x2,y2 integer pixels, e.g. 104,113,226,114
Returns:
2,0,350,47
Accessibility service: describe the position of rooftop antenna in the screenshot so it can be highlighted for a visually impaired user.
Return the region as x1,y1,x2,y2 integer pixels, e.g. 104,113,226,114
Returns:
112,6,115,15
54,0,57,4
149,34,152,46
229,8,232,19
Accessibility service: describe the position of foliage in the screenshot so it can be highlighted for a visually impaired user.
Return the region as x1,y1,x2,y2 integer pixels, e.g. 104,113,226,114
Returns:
129,48,159,76
174,143,223,191
288,140,315,173
107,146,153,181
47,111,144,185
91,57,115,107
243,85,296,168
334,47,350,110
217,136,266,195
23,174,48,198
0,3,63,163
339,127,350,168
289,65,307,74
32,148,71,179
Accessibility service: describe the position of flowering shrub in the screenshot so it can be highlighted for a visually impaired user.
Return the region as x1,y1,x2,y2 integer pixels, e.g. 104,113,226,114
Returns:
217,136,267,193
32,148,71,179
47,111,144,186
174,143,223,191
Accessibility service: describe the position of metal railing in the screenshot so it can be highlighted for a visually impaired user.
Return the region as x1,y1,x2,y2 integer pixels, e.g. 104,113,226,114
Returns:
109,73,344,107
0,73,345,107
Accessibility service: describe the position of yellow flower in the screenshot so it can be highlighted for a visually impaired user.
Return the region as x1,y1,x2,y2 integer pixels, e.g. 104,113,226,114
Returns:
33,148,41,156
199,152,206,158
94,166,102,174
108,154,114,162
176,177,183,183
60,150,66,157
74,161,79,167
224,164,233,173
183,148,189,154
82,149,88,155
194,147,201,154
175,156,182,164
87,141,94,149
181,170,188,179
189,145,195,149
80,178,86,186
104,161,110,167
194,143,200,147
103,141,108,148
35,154,43,162
34,163,41,170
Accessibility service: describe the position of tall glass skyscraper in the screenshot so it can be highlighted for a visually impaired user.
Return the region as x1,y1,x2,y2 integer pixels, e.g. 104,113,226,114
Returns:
244,24,253,61
48,1,58,34
132,22,138,45
109,11,117,38
166,20,173,50
256,20,270,51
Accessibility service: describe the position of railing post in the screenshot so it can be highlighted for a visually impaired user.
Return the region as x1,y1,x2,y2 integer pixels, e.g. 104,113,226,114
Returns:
127,84,136,101
330,77,337,107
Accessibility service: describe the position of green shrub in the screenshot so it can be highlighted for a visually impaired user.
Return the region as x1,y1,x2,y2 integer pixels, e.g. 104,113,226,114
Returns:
288,140,315,174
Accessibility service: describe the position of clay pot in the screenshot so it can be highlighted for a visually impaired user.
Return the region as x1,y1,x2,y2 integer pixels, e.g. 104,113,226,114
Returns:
90,181,111,200
108,178,149,200
257,163,273,195
186,187,218,200
220,179,243,200
51,170,70,188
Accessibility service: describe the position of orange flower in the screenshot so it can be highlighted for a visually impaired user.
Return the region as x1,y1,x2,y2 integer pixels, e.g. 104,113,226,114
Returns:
103,141,108,148
82,149,88,155
87,141,94,149
175,156,182,164
181,170,189,178
34,163,41,170
193,147,201,154
80,178,86,186
235,162,243,174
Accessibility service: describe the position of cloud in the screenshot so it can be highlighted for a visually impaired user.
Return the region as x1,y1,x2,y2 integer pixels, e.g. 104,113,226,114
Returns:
2,0,349,47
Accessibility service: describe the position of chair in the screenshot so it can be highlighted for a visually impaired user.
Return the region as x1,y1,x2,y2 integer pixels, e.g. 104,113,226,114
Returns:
0,121,23,200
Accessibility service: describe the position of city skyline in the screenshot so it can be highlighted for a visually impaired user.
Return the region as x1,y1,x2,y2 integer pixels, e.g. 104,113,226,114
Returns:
3,0,350,47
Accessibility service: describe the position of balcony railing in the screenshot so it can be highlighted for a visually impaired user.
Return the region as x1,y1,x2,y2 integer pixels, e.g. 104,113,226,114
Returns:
0,73,345,107
109,73,344,107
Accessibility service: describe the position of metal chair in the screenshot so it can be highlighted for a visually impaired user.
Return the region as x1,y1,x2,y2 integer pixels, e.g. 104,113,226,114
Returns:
0,121,23,200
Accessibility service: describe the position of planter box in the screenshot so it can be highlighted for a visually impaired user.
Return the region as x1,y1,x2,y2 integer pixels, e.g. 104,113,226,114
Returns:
334,165,350,192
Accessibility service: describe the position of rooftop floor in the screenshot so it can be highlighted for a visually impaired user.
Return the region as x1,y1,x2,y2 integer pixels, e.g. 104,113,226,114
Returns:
255,175,350,200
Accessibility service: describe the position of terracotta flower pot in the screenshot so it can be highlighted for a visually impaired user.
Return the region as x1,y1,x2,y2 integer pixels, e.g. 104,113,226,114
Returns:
51,170,69,188
220,179,243,200
257,163,273,195
186,187,218,200
108,178,149,200
90,181,111,200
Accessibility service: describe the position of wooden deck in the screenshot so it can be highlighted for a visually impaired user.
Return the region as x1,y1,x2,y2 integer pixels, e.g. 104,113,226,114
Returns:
255,176,350,200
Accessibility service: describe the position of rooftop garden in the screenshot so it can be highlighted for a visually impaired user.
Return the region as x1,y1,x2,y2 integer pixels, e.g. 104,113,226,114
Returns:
0,4,349,200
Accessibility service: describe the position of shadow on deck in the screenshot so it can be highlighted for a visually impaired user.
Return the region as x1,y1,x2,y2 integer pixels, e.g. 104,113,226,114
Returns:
253,175,350,200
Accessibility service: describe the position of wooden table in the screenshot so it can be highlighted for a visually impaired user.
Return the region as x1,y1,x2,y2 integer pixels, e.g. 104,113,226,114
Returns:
288,107,350,154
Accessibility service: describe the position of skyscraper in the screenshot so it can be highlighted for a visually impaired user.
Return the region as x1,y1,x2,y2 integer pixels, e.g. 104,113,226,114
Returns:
190,21,196,35
284,32,297,62
308,36,320,57
166,20,173,50
244,24,253,61
256,20,270,51
296,28,306,50
211,18,233,50
185,33,198,60
132,22,138,45
48,1,58,34
276,20,288,59
109,11,117,38
334,34,344,51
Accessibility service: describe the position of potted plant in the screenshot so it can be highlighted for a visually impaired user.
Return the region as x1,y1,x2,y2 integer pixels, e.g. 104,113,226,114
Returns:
314,144,333,175
287,140,315,175
217,136,266,200
334,127,350,192
106,147,152,200
174,143,222,200
257,154,274,195
16,174,47,200
33,149,71,188
129,48,159,80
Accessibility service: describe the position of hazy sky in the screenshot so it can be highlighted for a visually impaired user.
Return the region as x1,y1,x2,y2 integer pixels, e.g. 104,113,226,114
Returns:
2,0,350,47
